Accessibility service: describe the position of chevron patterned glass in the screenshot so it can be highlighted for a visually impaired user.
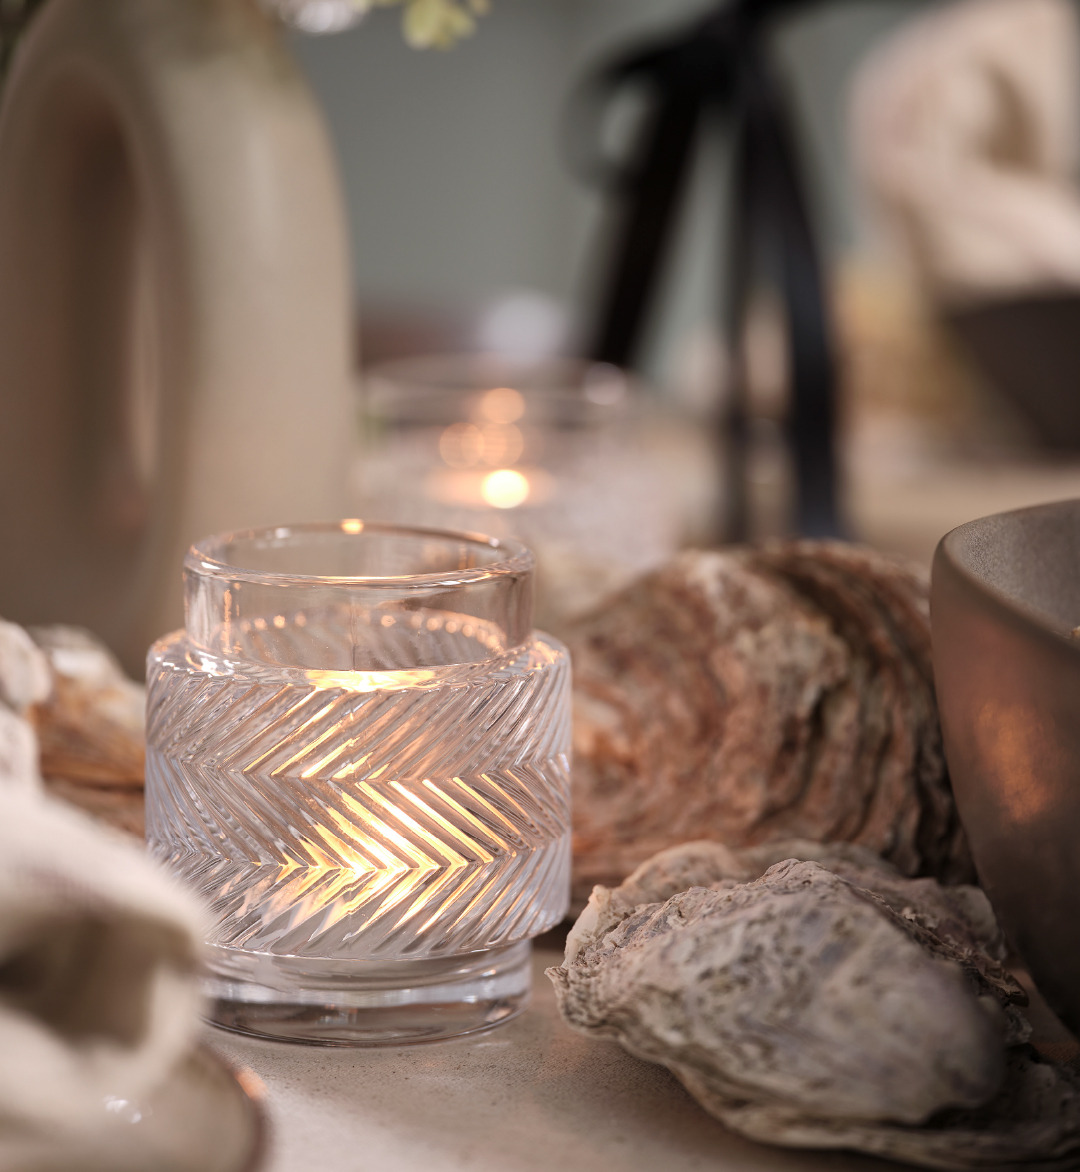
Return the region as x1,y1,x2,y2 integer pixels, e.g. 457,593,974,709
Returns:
145,521,571,1044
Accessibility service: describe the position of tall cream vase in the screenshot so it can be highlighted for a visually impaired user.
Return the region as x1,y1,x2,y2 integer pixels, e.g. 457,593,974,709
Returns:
0,0,354,674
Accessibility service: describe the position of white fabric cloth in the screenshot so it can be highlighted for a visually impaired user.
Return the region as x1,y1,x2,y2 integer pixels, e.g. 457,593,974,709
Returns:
0,791,204,1137
0,620,204,1144
852,0,1080,304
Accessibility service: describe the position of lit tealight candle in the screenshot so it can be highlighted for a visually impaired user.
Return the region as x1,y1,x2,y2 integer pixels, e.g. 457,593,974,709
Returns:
482,468,530,509
146,521,571,1046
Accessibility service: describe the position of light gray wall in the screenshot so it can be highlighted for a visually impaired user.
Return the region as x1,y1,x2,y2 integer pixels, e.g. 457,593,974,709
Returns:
289,0,583,311
289,1,937,360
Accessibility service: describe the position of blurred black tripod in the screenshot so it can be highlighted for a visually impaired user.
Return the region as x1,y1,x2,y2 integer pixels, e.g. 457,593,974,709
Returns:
575,0,881,543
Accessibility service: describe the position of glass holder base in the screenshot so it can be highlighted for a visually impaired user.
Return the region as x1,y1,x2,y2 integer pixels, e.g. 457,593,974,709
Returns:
202,941,532,1046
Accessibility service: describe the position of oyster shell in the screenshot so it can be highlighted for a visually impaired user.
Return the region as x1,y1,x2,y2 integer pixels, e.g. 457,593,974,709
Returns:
28,625,145,787
566,542,970,904
0,619,145,833
42,777,146,839
549,841,1080,1169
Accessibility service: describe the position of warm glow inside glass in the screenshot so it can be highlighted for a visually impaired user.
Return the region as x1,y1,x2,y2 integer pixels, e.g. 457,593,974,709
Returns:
145,521,571,1044
358,354,685,627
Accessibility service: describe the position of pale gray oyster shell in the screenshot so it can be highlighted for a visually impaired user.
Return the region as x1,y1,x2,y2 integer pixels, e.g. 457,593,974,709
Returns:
549,841,1080,1169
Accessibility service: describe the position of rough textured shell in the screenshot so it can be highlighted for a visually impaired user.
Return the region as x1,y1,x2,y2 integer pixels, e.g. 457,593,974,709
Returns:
0,621,146,834
29,625,145,788
550,841,1080,1169
566,542,970,904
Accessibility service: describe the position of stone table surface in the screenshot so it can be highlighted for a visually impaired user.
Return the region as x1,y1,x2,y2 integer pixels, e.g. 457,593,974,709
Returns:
208,945,891,1172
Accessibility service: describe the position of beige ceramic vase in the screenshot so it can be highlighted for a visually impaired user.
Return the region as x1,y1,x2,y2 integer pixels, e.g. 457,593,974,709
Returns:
0,0,353,674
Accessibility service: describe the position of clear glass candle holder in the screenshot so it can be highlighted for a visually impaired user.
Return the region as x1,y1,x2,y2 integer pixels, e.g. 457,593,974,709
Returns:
357,354,692,628
145,521,571,1045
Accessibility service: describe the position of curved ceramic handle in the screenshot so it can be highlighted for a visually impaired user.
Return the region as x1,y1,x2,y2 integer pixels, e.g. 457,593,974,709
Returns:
0,0,353,673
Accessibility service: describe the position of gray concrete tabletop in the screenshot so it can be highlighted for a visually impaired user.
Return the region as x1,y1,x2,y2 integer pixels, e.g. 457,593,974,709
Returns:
207,944,890,1172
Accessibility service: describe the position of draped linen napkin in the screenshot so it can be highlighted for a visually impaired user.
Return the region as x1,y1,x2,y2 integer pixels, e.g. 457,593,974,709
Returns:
0,621,204,1145
852,0,1080,303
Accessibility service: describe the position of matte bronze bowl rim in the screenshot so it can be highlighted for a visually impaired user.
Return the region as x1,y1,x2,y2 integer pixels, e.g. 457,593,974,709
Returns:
935,499,1080,652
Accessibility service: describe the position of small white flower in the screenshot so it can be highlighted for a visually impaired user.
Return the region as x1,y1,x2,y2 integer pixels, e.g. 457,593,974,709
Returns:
267,0,489,46
262,0,369,35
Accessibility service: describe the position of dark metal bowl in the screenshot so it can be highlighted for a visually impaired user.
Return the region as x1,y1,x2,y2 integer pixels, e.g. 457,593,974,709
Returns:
932,499,1080,1036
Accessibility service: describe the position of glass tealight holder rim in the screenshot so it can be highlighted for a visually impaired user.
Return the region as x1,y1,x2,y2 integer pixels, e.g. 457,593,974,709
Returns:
362,352,636,415
184,518,535,591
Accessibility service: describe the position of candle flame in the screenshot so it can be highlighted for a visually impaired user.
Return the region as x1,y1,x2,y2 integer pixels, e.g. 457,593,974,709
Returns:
481,468,530,509
305,667,438,693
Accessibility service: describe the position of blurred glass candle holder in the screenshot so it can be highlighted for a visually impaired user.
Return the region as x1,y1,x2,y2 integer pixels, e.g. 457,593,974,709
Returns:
357,354,687,627
145,521,571,1045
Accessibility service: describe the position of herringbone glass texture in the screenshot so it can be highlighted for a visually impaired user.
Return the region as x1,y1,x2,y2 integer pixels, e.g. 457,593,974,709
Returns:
146,619,571,963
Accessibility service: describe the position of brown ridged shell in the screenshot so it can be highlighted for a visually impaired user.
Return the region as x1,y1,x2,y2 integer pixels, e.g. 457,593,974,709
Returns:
566,542,971,905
